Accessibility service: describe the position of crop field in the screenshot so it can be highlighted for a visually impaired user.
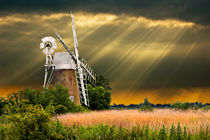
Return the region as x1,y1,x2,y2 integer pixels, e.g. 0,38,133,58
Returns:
55,109,209,134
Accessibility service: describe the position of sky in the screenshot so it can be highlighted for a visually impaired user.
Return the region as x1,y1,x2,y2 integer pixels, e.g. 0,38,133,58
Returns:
0,0,210,104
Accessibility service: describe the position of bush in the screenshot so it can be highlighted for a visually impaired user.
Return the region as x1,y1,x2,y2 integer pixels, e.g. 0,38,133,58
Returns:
139,104,153,111
202,105,210,111
5,84,87,115
0,97,8,116
0,99,67,140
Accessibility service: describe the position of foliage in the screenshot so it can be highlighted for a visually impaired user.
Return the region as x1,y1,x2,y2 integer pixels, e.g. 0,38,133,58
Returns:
202,105,210,111
87,74,111,110
0,97,8,116
171,101,205,111
88,84,111,110
139,98,153,111
96,74,111,91
4,84,87,115
0,99,67,140
64,124,209,140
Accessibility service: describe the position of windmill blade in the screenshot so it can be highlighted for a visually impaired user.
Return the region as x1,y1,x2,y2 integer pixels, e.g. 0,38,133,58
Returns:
55,32,96,81
55,33,76,61
41,36,55,43
71,12,88,106
41,37,49,43
71,12,78,48
48,37,55,42
52,41,57,49
40,42,45,49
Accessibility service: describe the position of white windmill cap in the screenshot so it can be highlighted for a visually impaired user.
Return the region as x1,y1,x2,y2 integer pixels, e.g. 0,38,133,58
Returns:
54,52,76,70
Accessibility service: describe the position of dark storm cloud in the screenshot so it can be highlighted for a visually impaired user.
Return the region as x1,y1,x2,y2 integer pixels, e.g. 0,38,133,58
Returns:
0,0,209,25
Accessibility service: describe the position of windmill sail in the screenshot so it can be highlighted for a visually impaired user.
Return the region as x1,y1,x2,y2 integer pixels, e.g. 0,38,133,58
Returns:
71,12,88,106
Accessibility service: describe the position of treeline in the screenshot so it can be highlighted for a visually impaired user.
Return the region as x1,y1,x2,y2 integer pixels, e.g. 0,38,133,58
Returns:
112,98,210,111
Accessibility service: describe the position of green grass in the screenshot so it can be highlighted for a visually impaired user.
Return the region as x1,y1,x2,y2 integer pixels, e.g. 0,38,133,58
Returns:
65,124,209,140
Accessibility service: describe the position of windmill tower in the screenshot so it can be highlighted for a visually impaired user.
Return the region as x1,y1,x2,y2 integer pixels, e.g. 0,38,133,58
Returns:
40,12,96,106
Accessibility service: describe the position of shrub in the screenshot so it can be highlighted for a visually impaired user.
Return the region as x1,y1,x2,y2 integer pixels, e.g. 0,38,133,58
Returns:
55,105,69,115
0,99,67,140
181,102,191,110
171,102,182,110
139,104,153,111
5,84,87,115
202,105,210,111
0,97,8,116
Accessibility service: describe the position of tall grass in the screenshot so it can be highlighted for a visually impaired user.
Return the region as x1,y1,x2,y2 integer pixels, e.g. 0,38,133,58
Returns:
65,124,209,140
55,109,209,134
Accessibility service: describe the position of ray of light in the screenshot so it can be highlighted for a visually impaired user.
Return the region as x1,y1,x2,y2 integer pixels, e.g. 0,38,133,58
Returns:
78,25,103,43
128,28,187,90
109,27,187,91
105,25,160,76
88,22,141,64
82,24,131,60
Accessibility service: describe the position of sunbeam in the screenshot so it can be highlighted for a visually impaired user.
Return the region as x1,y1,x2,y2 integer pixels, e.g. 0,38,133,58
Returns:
105,25,160,76
128,28,187,90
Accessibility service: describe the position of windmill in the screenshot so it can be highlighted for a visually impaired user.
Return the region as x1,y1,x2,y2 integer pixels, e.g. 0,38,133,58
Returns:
40,12,96,106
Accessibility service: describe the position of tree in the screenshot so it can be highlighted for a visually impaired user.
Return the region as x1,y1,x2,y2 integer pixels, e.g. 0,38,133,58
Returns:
87,74,111,110
88,84,111,110
139,98,153,111
96,74,111,91
143,98,150,106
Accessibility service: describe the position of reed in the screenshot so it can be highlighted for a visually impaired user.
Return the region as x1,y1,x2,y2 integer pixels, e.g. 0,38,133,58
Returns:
55,109,210,134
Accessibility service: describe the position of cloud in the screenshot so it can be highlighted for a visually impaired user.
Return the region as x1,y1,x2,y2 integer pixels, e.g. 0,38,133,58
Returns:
0,0,209,25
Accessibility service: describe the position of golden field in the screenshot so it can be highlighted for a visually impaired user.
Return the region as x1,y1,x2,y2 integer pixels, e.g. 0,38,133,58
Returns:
55,109,209,134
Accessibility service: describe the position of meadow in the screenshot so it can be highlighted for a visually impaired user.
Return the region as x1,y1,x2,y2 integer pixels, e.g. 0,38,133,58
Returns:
55,109,210,134
0,85,209,139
